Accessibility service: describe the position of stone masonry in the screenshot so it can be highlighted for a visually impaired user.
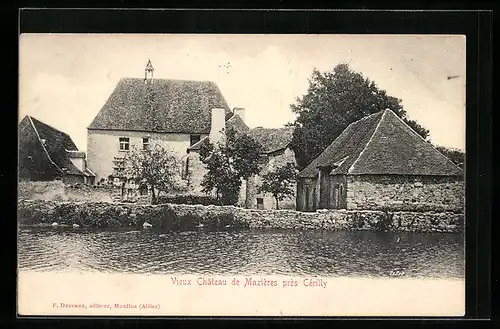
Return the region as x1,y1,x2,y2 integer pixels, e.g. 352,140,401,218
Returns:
346,175,465,212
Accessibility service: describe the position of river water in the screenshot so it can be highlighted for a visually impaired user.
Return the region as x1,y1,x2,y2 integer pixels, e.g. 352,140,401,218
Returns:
17,227,464,278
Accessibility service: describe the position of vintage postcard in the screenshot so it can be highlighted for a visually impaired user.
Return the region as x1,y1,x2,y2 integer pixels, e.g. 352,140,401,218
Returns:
17,34,466,317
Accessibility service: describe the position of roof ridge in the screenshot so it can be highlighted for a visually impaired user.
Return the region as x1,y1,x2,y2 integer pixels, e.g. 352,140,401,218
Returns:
27,116,63,174
226,113,237,123
347,110,387,174
333,109,382,137
387,109,463,171
30,115,73,140
250,126,293,131
18,116,32,133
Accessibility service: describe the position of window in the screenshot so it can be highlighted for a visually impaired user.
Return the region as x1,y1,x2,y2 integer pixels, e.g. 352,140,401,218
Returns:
119,137,130,151
190,135,201,146
257,197,264,209
142,137,150,150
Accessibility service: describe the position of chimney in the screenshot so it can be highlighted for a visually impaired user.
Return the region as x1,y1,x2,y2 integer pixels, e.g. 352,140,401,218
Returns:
233,107,245,123
209,108,226,146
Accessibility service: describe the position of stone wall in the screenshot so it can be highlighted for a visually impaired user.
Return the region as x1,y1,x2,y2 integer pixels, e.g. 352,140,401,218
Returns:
347,175,465,212
18,199,464,233
18,181,113,203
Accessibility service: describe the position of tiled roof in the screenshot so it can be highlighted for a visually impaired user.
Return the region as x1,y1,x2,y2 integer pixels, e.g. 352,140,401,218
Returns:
88,78,232,134
249,126,294,154
66,150,86,158
299,109,463,178
20,116,93,177
226,113,250,134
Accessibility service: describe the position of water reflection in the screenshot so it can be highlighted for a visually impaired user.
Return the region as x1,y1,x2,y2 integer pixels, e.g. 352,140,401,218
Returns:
17,227,464,278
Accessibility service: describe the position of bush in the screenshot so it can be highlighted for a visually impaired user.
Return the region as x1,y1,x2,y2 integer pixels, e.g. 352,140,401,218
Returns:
374,213,392,231
134,204,180,231
156,195,219,206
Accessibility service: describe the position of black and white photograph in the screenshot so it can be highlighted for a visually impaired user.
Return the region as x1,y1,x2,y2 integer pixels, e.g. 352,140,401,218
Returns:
17,34,466,316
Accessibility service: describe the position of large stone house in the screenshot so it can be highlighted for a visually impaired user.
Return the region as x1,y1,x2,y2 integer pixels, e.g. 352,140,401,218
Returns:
246,127,297,209
19,115,95,184
86,60,246,193
296,109,464,212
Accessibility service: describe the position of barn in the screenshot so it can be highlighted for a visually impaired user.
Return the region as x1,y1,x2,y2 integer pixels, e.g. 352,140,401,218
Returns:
296,109,464,212
18,115,95,184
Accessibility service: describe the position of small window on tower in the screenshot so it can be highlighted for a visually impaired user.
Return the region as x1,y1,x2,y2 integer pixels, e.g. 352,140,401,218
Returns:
190,135,201,146
119,137,130,151
143,137,150,150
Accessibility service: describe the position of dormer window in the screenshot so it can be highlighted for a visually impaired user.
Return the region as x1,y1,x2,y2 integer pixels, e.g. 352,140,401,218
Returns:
143,137,150,150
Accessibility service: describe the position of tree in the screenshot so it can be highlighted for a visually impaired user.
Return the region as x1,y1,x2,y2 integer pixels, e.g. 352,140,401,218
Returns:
199,127,263,205
123,144,187,204
435,146,465,169
290,63,430,169
258,162,298,210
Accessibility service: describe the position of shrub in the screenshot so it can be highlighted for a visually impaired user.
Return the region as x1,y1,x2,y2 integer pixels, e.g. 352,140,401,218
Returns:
374,213,391,231
350,213,365,229
137,204,179,231
156,195,219,206
173,212,201,231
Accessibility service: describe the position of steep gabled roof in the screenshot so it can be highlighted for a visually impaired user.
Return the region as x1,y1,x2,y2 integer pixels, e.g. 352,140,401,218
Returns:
299,109,463,178
19,116,91,176
88,78,232,134
249,126,294,154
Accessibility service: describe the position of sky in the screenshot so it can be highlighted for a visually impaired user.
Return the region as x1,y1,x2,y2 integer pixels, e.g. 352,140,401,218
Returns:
19,34,466,152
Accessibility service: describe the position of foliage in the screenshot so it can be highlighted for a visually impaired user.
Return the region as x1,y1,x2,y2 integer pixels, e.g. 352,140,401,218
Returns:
289,63,430,169
258,162,298,209
435,146,465,169
199,127,263,205
123,144,187,204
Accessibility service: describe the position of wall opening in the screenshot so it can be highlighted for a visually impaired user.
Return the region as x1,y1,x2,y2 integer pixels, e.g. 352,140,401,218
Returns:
257,197,264,210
